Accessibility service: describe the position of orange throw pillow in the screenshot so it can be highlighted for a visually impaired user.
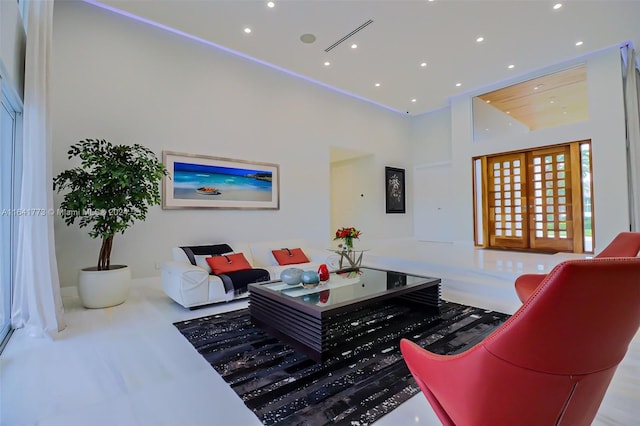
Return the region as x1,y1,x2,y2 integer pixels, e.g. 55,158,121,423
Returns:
206,253,252,274
272,248,310,265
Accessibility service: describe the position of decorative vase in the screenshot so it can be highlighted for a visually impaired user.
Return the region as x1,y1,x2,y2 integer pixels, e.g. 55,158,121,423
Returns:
78,265,131,309
343,237,353,251
318,264,330,282
301,270,320,288
281,267,304,285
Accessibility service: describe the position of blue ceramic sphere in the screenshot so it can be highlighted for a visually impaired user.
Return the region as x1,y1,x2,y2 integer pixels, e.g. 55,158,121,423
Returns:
281,268,304,285
301,270,320,286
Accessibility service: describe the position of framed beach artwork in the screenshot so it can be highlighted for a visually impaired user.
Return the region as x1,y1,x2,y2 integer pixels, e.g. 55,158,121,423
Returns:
385,166,406,214
162,151,280,210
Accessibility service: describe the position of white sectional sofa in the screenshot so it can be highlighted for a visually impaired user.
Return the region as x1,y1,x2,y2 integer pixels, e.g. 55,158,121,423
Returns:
161,239,338,308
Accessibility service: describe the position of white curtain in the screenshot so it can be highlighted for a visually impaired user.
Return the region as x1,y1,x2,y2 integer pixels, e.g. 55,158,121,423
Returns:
625,46,640,231
11,0,66,337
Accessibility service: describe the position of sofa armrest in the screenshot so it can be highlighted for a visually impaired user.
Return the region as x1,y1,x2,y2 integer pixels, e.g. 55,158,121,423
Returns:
161,261,211,307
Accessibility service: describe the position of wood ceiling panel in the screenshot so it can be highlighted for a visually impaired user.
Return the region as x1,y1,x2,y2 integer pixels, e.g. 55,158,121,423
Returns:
477,65,588,130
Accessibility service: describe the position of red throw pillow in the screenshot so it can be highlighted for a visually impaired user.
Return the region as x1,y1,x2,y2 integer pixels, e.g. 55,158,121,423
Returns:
272,248,310,265
205,253,252,274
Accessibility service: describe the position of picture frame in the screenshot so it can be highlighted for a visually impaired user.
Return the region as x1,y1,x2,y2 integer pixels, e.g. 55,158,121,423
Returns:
162,151,279,210
385,166,406,214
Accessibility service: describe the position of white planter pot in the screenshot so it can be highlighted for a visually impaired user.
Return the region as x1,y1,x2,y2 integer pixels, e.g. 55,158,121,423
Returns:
78,265,131,309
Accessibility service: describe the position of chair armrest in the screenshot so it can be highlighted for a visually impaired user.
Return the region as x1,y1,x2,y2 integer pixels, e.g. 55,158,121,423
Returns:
514,273,547,303
400,338,514,425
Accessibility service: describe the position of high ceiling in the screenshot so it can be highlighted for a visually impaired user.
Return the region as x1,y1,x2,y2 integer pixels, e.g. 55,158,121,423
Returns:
90,0,640,116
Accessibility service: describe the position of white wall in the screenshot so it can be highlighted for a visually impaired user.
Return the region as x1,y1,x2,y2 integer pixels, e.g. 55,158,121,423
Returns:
0,0,25,98
410,47,629,250
51,1,412,286
409,107,452,165
409,108,454,242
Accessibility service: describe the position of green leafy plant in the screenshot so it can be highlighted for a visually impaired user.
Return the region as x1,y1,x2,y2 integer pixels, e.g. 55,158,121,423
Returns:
53,139,168,270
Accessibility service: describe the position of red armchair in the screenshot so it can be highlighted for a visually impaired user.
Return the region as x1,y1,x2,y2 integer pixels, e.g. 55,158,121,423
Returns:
515,232,640,303
401,258,640,426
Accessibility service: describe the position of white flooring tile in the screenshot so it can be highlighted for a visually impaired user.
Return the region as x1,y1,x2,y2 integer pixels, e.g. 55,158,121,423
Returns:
1,241,638,425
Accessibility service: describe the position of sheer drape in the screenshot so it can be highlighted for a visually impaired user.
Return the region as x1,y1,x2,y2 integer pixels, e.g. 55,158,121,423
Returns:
11,0,66,337
624,46,640,231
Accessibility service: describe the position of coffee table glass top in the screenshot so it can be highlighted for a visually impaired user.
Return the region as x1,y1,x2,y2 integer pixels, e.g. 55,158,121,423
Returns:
255,267,439,309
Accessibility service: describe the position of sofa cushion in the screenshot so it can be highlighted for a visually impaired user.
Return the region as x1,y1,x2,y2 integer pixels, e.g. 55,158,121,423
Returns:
250,239,310,267
272,248,310,265
180,244,234,266
206,253,253,275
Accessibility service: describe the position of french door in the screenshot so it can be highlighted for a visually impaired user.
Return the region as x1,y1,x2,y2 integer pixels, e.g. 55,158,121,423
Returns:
479,142,588,253
527,145,576,252
488,153,528,249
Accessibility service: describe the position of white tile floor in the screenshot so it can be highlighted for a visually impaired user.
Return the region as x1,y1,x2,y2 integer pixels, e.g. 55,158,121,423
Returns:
1,241,638,425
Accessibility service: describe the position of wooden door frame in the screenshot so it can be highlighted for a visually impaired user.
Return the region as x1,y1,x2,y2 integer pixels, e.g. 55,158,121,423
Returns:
473,140,592,253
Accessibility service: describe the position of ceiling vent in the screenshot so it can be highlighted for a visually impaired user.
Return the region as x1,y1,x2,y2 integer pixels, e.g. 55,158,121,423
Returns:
325,19,374,52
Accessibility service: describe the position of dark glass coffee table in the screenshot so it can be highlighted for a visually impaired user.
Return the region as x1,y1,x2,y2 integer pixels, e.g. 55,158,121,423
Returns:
248,267,441,362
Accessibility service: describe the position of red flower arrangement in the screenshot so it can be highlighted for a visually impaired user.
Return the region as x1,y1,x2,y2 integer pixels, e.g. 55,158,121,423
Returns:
335,227,361,239
334,226,361,250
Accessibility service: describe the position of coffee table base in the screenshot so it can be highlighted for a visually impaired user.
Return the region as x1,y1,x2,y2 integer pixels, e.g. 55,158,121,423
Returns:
249,283,440,362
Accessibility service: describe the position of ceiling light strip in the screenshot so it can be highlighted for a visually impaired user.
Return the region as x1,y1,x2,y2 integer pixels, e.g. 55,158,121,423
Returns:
324,19,374,52
81,2,404,115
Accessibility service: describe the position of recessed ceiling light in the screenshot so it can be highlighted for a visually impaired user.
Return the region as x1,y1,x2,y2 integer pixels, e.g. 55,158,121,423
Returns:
553,3,562,10
267,1,275,8
375,83,381,87
411,99,417,103
485,100,491,104
300,34,316,44
420,62,427,67
506,111,511,114
534,84,544,90
575,41,584,46
243,27,252,34
351,43,358,49
323,61,331,66
508,64,515,69
476,36,484,43
456,82,462,87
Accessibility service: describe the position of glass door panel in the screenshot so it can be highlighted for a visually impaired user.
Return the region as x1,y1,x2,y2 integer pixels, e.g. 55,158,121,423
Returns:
1,92,17,347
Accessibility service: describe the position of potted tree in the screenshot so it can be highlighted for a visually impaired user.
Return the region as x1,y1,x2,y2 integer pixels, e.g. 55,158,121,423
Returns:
53,138,167,308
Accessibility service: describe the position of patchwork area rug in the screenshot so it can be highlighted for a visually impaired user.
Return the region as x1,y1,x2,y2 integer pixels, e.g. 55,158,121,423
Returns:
174,301,509,426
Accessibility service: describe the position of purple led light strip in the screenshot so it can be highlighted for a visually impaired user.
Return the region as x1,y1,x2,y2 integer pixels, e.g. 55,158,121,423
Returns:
82,0,403,115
